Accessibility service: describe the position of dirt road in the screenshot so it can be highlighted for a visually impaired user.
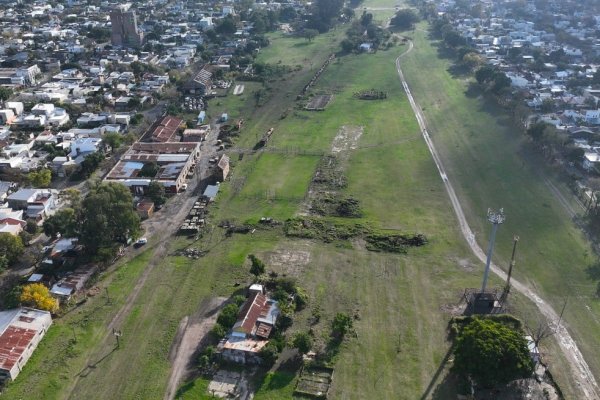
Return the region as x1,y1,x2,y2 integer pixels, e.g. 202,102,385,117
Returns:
395,40,600,399
163,297,228,400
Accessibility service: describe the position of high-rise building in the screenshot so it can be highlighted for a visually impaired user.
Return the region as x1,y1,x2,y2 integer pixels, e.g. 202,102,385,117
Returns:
110,4,144,48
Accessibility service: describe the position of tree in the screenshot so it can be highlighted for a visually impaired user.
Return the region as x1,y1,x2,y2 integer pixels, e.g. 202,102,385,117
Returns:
0,233,24,265
293,331,313,354
453,318,533,387
103,132,123,151
526,122,547,142
27,168,52,188
80,182,141,254
128,97,141,109
216,16,237,35
60,188,81,209
43,208,78,237
360,11,373,27
443,30,466,48
303,29,318,42
248,254,266,277
390,9,419,30
146,181,166,206
20,283,59,313
0,87,12,102
475,65,494,85
332,312,353,339
139,162,159,177
491,71,511,94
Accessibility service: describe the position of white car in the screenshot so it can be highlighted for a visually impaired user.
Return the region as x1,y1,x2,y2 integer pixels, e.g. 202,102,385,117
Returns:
135,238,147,246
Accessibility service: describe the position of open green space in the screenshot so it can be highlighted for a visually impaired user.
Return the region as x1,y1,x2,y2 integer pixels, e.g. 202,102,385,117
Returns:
4,11,591,400
400,24,599,394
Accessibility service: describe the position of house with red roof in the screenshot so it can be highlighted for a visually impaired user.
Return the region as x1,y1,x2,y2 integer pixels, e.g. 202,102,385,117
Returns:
0,308,52,381
219,284,280,364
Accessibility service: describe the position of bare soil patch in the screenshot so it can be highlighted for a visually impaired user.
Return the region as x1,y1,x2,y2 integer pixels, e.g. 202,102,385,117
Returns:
331,125,364,154
305,94,333,111
268,248,311,277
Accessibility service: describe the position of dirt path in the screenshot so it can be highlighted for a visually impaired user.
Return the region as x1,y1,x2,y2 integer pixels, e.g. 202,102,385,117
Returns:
164,297,228,400
66,126,221,399
395,39,600,399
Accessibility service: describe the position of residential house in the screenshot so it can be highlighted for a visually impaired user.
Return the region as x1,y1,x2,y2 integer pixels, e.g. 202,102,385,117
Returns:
219,284,280,364
6,189,57,221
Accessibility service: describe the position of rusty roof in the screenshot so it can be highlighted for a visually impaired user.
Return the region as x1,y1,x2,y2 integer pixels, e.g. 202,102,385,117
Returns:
0,326,36,371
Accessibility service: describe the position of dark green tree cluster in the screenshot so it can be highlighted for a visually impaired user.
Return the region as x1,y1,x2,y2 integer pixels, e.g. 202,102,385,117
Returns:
80,183,141,254
453,318,533,387
308,0,344,32
475,66,511,94
390,9,420,30
248,254,266,277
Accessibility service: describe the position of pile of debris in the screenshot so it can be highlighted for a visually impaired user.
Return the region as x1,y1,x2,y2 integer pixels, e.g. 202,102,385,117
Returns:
353,89,387,100
177,248,207,259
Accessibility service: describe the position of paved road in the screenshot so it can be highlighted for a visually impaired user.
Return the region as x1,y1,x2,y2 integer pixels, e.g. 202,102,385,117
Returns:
395,39,600,399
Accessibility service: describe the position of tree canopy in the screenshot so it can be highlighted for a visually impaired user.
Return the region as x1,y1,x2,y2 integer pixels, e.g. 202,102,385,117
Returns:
20,283,59,313
43,208,78,238
453,318,533,387
80,182,141,254
0,233,24,266
390,9,420,30
293,331,313,354
28,168,52,188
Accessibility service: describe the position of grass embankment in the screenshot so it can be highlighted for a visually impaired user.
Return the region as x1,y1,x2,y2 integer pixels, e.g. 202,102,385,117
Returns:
400,24,597,395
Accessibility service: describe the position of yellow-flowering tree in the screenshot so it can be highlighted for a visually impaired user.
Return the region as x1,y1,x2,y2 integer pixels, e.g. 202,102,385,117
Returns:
20,283,59,313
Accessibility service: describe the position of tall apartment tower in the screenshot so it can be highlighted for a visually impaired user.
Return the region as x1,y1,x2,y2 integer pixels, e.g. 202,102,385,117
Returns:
110,4,144,48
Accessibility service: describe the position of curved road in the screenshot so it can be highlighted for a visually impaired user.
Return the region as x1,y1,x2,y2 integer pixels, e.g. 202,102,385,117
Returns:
395,40,600,399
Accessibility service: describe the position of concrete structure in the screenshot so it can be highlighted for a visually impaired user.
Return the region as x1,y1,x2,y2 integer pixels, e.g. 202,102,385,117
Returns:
110,4,144,48
105,142,200,194
0,308,52,381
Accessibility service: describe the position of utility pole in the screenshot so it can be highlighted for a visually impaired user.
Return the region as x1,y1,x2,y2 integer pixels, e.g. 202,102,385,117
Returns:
480,208,505,294
501,235,519,303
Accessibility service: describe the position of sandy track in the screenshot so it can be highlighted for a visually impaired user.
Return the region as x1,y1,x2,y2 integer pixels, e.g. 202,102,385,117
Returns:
395,39,600,399
164,297,228,400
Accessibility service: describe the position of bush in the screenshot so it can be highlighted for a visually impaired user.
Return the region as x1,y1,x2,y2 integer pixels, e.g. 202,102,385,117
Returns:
217,303,240,328
332,312,353,339
211,323,227,339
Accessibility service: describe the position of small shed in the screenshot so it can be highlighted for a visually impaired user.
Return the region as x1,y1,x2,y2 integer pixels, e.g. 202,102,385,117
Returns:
203,183,220,202
136,200,155,220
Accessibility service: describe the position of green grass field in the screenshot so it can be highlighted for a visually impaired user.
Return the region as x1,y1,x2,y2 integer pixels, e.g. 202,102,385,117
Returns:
3,11,593,400
400,25,600,395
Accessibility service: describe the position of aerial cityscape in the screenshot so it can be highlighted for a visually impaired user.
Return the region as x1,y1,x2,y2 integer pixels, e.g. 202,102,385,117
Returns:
0,0,598,398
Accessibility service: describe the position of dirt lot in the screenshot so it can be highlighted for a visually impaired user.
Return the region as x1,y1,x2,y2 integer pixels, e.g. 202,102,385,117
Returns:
305,94,333,111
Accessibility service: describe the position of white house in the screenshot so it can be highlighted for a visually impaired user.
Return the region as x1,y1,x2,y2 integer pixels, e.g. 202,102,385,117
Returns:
585,110,600,125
